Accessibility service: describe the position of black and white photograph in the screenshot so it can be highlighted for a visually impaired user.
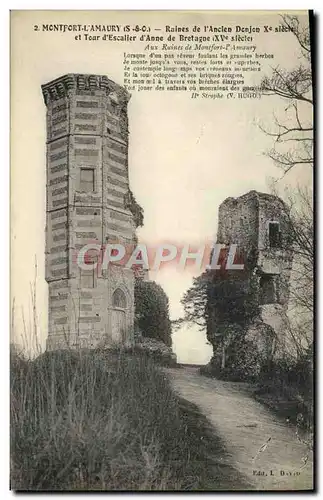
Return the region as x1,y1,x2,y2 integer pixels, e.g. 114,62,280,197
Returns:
10,10,314,491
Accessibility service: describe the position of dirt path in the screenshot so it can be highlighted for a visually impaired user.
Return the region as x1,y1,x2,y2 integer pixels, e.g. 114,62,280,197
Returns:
166,367,313,491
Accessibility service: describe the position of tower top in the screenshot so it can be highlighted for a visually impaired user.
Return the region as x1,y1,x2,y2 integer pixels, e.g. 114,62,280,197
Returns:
41,73,130,106
219,190,289,212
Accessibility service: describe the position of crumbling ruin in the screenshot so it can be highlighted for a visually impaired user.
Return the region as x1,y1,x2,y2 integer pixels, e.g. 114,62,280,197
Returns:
206,190,294,375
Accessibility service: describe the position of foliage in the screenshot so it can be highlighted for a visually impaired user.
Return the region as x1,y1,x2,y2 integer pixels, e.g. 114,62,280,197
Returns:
256,343,313,444
133,336,177,367
177,272,210,331
226,337,267,381
201,335,265,382
178,268,259,337
206,273,259,333
124,189,144,228
134,279,172,347
11,348,244,491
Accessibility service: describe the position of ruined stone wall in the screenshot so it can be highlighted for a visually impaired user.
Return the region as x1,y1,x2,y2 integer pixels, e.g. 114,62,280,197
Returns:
256,194,293,305
208,190,294,371
217,191,259,253
255,193,293,355
43,74,136,350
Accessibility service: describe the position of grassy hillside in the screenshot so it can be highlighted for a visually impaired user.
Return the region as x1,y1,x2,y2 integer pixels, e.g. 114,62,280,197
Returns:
10,348,244,491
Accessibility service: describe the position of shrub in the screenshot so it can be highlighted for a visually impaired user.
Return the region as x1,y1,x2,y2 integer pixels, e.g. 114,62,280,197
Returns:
134,279,172,347
133,336,177,367
199,335,264,382
256,344,313,438
222,336,266,381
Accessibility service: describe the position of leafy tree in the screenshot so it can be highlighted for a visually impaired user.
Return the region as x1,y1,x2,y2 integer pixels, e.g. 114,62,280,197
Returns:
177,268,258,336
177,272,210,331
134,279,172,347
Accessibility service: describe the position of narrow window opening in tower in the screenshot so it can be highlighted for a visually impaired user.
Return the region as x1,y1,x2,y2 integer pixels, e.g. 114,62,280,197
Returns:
80,168,95,192
268,221,281,248
80,256,97,289
80,268,95,288
259,275,276,304
112,288,127,309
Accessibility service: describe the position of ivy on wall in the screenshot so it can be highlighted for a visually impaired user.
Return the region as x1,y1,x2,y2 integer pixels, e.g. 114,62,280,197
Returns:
124,189,144,228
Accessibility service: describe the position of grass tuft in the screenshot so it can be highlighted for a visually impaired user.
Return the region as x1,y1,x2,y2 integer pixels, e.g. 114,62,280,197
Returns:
11,348,244,491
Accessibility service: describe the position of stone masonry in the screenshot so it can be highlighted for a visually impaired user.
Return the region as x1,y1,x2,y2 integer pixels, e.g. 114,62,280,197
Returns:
42,74,137,350
207,190,294,369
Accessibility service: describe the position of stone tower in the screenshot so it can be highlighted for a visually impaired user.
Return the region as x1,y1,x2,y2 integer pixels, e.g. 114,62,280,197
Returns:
207,190,294,369
42,73,137,351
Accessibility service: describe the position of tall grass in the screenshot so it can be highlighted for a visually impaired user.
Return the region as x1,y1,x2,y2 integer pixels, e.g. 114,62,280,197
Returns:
11,348,243,491
255,352,313,449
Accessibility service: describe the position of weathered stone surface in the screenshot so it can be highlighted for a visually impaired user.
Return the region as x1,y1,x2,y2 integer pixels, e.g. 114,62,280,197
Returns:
207,190,294,374
43,74,136,351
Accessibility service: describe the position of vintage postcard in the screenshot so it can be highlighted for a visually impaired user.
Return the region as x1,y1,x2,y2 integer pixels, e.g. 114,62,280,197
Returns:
10,10,314,491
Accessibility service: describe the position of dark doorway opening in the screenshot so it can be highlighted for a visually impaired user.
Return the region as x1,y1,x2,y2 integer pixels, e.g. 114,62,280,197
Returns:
268,222,281,248
259,275,276,304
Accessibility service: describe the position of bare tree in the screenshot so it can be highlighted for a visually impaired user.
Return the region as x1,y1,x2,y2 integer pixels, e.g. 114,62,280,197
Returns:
261,14,314,358
260,14,313,175
287,186,313,314
269,182,313,355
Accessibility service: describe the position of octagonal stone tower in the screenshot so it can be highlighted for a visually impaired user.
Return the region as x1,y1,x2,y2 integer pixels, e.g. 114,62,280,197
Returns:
42,74,136,350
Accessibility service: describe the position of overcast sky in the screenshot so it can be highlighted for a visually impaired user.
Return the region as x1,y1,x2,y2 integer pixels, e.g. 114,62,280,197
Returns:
11,10,311,362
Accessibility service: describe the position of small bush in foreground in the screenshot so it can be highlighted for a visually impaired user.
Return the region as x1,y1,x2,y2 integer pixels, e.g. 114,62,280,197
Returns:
133,336,177,367
199,336,264,383
255,348,313,440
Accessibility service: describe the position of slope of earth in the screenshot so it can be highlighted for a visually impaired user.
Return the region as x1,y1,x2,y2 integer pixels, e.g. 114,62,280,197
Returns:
166,367,313,491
